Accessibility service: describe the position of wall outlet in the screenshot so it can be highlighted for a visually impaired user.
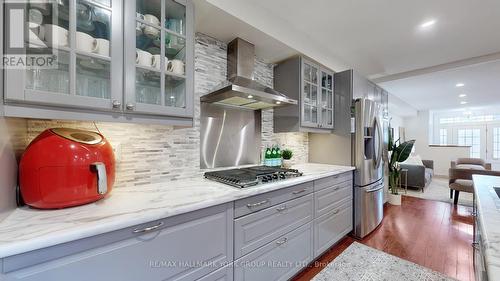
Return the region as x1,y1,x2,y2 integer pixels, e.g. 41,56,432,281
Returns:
112,142,122,163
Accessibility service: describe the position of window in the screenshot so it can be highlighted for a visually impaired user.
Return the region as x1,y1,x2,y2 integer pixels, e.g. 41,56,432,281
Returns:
440,115,500,124
494,128,500,159
439,129,447,145
458,129,481,158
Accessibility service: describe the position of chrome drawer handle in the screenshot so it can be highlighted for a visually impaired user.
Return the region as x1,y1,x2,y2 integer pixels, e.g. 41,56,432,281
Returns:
333,209,340,214
292,189,307,195
276,205,287,212
133,222,164,234
276,237,288,245
247,199,269,208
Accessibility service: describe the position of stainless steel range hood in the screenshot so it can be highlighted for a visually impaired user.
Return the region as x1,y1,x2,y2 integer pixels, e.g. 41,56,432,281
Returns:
201,38,297,110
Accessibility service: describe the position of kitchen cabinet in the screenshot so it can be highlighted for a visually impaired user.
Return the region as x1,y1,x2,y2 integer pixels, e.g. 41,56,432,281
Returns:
473,198,488,281
273,56,334,133
1,203,233,281
124,0,194,118
2,0,194,126
234,194,313,258
234,222,314,281
313,200,352,257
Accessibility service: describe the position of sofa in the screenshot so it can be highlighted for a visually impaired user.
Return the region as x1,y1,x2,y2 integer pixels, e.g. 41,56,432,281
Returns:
399,159,434,192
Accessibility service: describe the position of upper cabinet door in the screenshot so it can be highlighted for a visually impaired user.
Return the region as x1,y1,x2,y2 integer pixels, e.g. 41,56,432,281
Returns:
320,68,334,129
5,0,123,111
123,0,194,117
301,59,319,128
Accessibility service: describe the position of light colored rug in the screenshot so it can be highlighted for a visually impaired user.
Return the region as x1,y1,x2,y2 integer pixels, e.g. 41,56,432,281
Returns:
312,242,456,281
403,177,473,207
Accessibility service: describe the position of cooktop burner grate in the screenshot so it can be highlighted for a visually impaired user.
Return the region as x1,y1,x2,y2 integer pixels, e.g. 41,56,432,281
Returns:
204,166,303,188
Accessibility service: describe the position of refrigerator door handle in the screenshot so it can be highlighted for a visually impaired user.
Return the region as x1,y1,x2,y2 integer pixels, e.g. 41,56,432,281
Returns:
373,116,383,168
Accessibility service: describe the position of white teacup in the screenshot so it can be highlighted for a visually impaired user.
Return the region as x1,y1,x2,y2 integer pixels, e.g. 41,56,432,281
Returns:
167,59,184,75
93,38,110,56
76,32,96,53
152,55,168,70
136,49,152,67
144,14,160,26
43,24,68,47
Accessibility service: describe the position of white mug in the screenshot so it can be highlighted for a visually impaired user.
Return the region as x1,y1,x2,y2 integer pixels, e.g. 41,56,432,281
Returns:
136,49,152,67
93,38,110,56
76,32,96,53
143,26,160,38
43,24,68,47
167,59,184,75
152,55,168,70
144,14,160,26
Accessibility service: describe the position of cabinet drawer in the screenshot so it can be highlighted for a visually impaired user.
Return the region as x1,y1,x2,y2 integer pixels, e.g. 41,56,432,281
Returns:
315,180,352,217
234,222,313,281
314,172,352,191
234,194,313,259
2,204,233,281
313,200,353,257
197,264,233,281
234,181,313,218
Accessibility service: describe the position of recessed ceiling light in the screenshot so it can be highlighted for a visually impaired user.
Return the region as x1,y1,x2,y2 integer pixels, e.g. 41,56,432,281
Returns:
456,83,465,87
276,101,281,105
460,101,468,105
459,94,467,98
420,19,436,28
247,95,253,99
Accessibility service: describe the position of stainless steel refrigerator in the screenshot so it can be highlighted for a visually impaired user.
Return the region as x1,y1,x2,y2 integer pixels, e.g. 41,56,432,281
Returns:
352,98,385,238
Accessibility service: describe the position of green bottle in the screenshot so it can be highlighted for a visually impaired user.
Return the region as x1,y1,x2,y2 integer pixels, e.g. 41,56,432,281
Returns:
265,147,272,166
271,146,278,166
276,146,282,167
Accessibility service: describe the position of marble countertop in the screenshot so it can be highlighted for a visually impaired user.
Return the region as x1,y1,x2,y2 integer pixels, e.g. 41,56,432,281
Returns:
0,163,354,259
473,175,500,280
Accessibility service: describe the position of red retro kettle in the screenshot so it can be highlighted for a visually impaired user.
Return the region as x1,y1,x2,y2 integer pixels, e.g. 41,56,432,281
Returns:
19,128,115,209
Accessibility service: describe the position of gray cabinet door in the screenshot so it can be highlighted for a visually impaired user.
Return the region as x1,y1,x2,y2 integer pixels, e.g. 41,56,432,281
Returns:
234,194,313,258
333,70,353,136
319,68,334,129
3,204,233,281
234,222,313,281
313,201,353,257
4,0,123,112
301,58,320,128
123,0,194,118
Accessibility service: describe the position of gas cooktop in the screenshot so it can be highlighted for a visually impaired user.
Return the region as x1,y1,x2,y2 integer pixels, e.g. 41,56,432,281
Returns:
204,166,303,188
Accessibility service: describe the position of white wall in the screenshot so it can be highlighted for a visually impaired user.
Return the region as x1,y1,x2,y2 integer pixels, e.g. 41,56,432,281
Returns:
404,110,469,176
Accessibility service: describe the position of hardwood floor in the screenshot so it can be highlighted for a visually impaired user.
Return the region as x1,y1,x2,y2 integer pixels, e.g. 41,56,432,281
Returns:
293,196,475,281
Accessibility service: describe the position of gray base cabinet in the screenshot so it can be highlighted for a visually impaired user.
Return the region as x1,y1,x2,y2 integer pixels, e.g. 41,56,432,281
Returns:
234,222,314,281
1,172,354,281
1,204,233,281
313,201,353,257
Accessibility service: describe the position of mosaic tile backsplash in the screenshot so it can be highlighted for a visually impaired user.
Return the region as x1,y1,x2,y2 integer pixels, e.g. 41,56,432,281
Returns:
9,33,308,188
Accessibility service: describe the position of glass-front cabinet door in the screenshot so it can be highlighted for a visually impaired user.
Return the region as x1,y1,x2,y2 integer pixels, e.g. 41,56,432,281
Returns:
301,59,319,128
320,68,334,129
124,0,193,117
5,0,123,111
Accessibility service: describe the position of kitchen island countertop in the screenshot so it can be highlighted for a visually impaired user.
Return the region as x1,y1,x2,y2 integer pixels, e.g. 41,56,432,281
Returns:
0,163,354,259
473,175,500,280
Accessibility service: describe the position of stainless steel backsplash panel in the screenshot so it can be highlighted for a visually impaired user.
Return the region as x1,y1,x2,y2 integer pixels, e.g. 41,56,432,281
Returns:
200,102,261,169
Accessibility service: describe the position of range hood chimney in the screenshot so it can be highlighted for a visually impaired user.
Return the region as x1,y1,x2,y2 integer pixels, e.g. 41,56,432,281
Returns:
201,38,297,110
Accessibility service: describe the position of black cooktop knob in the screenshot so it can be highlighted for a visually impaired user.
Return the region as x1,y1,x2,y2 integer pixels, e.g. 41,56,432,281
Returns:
273,174,278,179
266,175,273,180
280,174,286,179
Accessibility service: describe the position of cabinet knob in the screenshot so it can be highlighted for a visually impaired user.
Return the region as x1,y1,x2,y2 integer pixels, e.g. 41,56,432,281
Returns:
112,100,122,109
126,103,135,110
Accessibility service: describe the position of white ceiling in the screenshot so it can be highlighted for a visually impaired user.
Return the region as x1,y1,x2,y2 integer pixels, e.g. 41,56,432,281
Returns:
194,0,299,63
201,0,500,112
381,60,500,111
